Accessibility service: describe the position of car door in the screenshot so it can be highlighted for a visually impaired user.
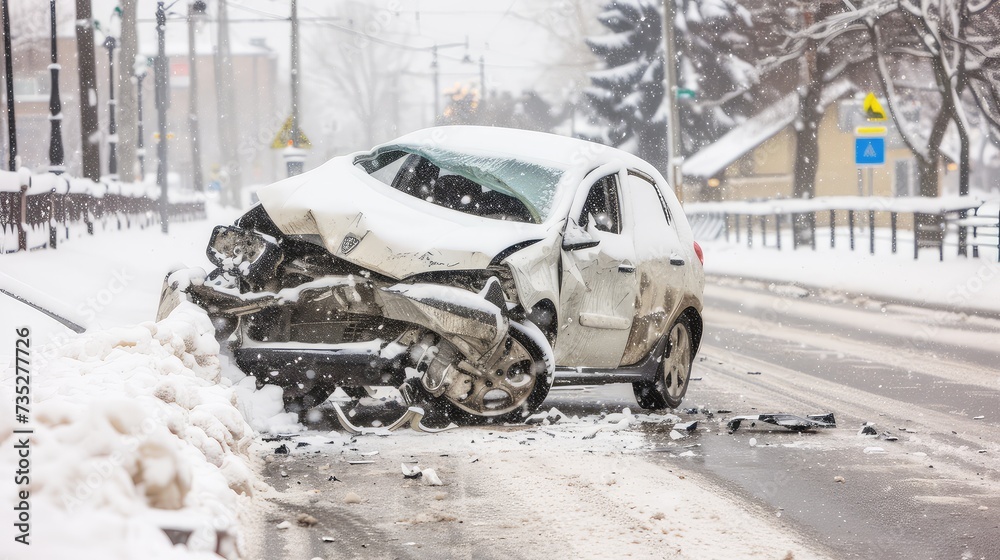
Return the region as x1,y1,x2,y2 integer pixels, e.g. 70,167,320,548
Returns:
618,169,687,365
557,167,639,368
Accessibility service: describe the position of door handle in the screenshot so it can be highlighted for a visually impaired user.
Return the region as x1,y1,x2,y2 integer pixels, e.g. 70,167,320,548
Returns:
618,262,636,274
669,256,685,266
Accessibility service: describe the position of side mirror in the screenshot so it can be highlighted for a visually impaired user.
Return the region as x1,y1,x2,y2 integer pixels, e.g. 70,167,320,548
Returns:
562,220,600,251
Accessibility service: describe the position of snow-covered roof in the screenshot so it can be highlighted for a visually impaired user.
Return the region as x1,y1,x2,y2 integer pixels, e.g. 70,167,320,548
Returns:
682,80,856,179
681,93,797,179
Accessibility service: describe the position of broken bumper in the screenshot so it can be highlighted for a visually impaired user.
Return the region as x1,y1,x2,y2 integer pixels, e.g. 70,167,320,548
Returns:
159,268,512,375
233,341,406,387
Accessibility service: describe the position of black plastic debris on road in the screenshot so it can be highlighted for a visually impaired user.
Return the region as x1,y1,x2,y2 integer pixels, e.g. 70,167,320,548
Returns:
274,444,290,455
727,412,836,433
674,421,699,432
858,422,879,436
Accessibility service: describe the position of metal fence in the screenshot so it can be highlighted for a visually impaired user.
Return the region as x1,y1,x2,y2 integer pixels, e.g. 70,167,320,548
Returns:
685,196,999,262
0,171,204,253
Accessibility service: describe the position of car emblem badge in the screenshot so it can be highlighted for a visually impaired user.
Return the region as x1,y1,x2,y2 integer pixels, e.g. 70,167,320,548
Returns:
340,234,361,254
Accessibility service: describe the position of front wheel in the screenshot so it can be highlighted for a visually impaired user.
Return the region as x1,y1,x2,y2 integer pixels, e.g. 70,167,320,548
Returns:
633,317,694,410
414,321,553,425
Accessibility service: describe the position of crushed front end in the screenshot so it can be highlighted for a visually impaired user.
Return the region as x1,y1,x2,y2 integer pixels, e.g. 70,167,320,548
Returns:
158,205,552,421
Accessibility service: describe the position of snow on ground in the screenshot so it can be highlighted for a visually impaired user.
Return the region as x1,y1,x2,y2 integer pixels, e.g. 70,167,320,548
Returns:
1,204,265,558
697,225,1000,315
0,301,263,558
248,399,833,559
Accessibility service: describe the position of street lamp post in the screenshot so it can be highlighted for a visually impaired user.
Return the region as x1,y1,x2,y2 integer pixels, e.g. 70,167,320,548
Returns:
104,35,118,178
48,0,64,174
2,0,17,171
155,1,169,233
284,0,304,177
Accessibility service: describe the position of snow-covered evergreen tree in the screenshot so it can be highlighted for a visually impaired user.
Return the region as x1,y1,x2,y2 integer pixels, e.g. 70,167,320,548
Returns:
583,0,668,172
581,0,759,173
675,0,758,153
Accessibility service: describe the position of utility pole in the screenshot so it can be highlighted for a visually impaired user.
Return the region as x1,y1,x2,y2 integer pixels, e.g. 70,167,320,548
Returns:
431,45,439,122
2,0,16,171
661,0,683,202
104,35,118,178
479,55,485,102
116,0,138,182
76,0,101,181
429,40,469,123
155,1,169,233
188,0,206,190
215,0,242,205
284,0,304,176
136,65,146,177
48,0,65,174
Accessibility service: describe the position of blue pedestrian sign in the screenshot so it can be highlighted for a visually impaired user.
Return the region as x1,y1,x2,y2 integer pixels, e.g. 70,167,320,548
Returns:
855,137,885,166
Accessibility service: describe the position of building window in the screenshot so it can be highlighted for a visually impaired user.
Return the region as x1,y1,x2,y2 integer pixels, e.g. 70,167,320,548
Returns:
893,158,916,197
12,75,47,101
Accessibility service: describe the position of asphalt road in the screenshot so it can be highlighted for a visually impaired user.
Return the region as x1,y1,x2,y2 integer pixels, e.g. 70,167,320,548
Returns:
249,277,1000,559
677,278,1000,560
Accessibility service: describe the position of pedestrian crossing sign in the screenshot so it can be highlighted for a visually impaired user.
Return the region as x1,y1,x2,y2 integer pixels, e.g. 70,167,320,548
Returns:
855,137,885,166
863,92,887,121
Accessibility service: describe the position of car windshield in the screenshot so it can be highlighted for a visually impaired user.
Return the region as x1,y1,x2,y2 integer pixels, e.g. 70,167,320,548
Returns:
356,144,564,224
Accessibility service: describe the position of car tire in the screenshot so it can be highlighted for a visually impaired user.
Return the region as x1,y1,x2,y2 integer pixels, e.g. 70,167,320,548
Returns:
632,316,695,410
416,321,553,426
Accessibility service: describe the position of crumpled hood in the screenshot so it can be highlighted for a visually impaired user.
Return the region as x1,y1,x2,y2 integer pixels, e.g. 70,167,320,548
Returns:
255,156,550,280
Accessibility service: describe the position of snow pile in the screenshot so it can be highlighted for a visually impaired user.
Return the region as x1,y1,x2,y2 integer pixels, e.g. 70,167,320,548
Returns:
0,301,261,558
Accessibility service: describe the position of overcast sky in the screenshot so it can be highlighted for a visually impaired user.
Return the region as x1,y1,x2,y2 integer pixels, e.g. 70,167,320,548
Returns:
82,0,595,97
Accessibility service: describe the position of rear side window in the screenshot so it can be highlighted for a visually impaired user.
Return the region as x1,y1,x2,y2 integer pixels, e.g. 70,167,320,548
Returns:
627,169,672,225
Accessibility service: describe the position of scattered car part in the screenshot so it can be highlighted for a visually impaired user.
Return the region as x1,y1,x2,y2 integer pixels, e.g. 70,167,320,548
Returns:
727,412,837,433
858,422,878,436
330,402,457,435
401,464,423,479
674,421,699,432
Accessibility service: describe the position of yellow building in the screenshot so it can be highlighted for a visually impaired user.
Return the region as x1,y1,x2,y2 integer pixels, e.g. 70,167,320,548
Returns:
682,84,926,203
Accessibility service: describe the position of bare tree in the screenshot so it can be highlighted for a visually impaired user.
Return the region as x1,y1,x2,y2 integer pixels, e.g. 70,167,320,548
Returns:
507,0,602,99
305,5,409,148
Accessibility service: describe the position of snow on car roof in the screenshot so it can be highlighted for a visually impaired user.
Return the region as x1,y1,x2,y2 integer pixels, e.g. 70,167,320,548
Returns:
383,125,650,175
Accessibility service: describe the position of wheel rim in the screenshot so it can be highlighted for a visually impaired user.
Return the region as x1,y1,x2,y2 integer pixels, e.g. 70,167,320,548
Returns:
663,322,691,400
446,332,538,416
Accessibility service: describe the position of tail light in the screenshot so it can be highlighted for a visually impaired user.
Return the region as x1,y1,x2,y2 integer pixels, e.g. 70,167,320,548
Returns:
693,241,704,265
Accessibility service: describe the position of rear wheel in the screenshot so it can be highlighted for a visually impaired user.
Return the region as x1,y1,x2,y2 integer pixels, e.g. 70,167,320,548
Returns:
633,317,694,410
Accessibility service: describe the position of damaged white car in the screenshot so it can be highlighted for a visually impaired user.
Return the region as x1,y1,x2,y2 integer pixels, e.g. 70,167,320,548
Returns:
158,126,704,422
